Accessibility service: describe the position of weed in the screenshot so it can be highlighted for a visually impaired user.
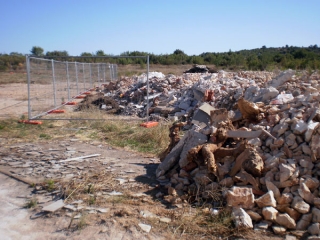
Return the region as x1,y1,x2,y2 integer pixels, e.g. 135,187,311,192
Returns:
39,133,51,139
46,179,55,192
88,195,96,205
77,214,87,229
0,124,5,130
86,183,95,194
24,198,37,208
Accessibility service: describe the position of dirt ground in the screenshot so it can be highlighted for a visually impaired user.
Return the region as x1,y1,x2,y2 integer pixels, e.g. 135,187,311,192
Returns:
0,76,295,239
0,138,167,240
0,172,165,240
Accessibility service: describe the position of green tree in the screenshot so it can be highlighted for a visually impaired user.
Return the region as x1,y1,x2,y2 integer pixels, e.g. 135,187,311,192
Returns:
95,50,105,56
173,49,186,55
80,52,93,56
30,46,44,56
45,50,69,57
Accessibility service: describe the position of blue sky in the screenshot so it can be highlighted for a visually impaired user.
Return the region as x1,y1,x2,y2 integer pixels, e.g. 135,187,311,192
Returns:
1,0,319,56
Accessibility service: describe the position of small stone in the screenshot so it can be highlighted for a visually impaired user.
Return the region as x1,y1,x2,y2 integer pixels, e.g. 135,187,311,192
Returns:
42,199,65,212
285,235,297,240
291,196,310,214
308,223,320,235
296,213,312,230
232,207,253,228
255,222,269,229
266,180,280,200
272,225,286,235
255,191,277,208
138,223,152,233
226,187,255,209
159,217,171,223
246,210,262,221
312,207,320,223
278,193,293,205
262,206,278,221
298,182,314,204
275,213,296,229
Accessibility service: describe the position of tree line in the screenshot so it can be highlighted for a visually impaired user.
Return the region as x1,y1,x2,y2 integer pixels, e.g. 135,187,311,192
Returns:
1,45,319,71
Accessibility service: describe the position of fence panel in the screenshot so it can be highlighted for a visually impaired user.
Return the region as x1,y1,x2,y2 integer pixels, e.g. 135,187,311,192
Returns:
27,56,147,120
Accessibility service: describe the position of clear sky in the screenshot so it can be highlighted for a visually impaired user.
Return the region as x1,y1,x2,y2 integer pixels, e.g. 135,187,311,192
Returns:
1,0,319,56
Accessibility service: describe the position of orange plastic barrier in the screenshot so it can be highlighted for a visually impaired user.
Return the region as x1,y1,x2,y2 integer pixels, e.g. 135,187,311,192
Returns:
18,120,42,125
83,92,91,95
48,109,66,114
140,121,159,128
74,95,86,99
62,102,77,105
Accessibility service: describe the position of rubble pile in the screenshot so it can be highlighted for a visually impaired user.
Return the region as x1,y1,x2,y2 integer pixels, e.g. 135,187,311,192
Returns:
77,68,278,121
154,69,320,236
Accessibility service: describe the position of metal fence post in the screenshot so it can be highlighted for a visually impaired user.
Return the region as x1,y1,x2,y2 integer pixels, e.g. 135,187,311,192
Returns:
103,63,106,84
109,64,113,81
146,55,150,122
75,62,79,94
26,55,32,119
97,63,100,86
89,63,92,88
51,59,57,108
82,63,85,91
66,61,70,101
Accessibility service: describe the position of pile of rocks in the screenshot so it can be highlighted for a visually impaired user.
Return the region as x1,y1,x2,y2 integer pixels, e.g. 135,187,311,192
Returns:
155,69,320,237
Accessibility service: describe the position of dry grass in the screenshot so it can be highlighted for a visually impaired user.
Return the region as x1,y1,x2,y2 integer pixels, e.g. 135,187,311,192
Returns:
0,115,170,156
0,71,27,84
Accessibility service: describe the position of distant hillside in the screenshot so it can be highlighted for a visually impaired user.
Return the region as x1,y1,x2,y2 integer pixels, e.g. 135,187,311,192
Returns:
1,45,319,72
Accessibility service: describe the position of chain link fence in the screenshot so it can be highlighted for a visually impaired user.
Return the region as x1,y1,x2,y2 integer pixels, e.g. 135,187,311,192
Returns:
27,56,149,120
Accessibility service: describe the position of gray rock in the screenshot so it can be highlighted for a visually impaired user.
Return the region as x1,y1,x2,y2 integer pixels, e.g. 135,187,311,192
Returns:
308,223,320,235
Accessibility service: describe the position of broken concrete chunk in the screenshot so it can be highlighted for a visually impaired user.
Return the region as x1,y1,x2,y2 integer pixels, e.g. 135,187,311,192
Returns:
296,213,312,230
305,121,319,142
246,210,262,221
279,163,295,183
156,132,187,177
308,223,320,236
272,225,286,235
42,199,65,212
179,130,207,168
229,147,263,177
298,182,314,204
269,69,295,89
292,120,308,135
312,208,320,223
291,196,310,214
277,193,293,205
232,207,253,228
275,213,296,229
138,223,152,233
255,191,277,208
262,206,278,221
266,180,281,200
226,187,255,209
272,122,289,137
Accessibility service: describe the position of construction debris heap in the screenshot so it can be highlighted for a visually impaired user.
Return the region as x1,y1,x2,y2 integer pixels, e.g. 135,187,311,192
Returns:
79,66,320,235
155,67,320,237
